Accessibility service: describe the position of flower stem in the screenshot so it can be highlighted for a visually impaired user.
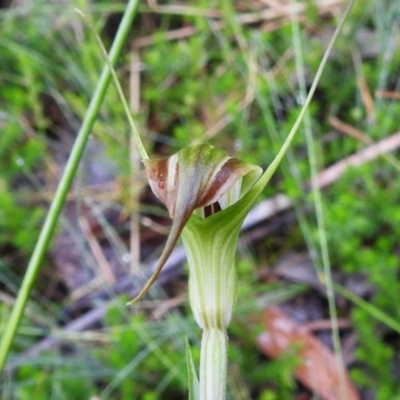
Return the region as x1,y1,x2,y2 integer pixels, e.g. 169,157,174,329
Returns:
200,328,228,400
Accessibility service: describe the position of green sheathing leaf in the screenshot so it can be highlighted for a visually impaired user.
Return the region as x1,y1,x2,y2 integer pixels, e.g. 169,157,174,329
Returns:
186,336,200,400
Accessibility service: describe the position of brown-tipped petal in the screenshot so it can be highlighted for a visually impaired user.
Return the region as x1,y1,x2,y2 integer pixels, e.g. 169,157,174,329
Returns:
143,153,179,218
144,144,262,218
196,157,261,208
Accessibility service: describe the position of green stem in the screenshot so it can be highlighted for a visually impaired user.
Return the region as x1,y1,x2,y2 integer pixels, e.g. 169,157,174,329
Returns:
0,0,140,372
200,328,228,400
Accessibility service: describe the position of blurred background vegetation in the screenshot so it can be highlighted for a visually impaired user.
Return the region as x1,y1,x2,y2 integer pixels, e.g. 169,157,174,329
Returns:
1,0,400,399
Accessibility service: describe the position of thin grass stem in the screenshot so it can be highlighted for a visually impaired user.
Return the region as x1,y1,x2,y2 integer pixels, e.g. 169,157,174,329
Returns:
290,4,347,399
76,8,148,160
333,283,400,335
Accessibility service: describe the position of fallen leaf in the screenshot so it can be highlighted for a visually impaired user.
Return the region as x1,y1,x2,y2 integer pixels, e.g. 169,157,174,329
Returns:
257,306,359,400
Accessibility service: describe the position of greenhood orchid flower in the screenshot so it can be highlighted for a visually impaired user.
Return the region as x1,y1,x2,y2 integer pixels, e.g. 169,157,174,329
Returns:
127,144,262,306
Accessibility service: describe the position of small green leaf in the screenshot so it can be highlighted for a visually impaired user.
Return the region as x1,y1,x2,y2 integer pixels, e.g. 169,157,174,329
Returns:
186,337,200,400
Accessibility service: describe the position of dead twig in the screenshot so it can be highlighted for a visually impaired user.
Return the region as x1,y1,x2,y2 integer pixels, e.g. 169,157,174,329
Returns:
328,116,370,143
328,117,400,172
315,130,400,188
375,90,400,100
79,217,116,286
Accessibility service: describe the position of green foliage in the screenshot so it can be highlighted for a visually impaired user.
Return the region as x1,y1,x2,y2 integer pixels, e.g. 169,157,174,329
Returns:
0,52,47,254
6,302,194,399
0,186,44,252
94,304,190,399
323,163,400,395
351,308,400,399
15,360,97,400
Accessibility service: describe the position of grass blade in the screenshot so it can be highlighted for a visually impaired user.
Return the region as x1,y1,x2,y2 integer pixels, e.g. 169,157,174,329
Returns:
0,0,140,372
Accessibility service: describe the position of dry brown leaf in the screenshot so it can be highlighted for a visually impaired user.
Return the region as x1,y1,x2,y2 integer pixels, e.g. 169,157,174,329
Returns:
257,306,359,400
